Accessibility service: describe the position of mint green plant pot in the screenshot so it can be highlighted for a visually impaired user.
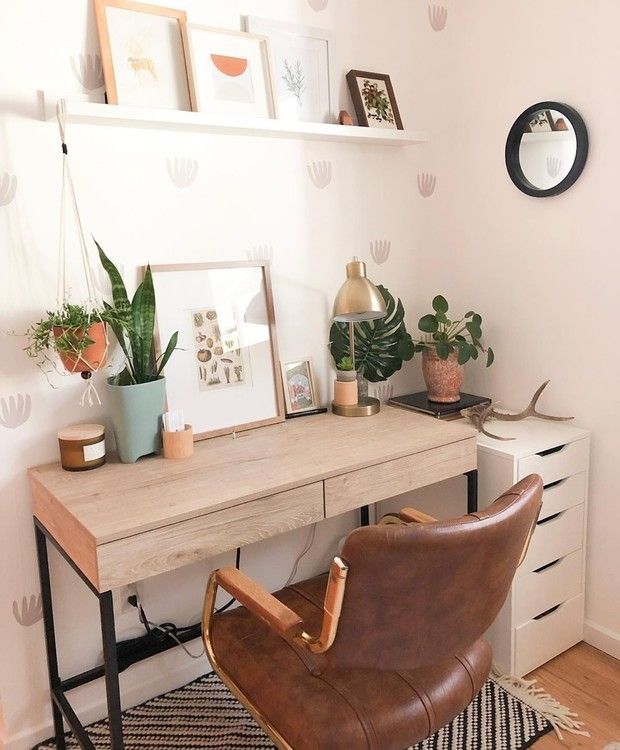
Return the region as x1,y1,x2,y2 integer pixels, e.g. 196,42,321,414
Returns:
106,376,166,464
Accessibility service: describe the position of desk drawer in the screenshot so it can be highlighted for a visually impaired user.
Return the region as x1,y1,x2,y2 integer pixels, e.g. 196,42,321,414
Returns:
539,472,586,521
515,549,583,625
520,504,584,575
97,483,324,589
515,594,584,676
518,439,588,485
324,439,477,518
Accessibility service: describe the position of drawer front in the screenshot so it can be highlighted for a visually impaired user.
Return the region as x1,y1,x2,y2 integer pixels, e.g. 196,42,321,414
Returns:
518,438,588,485
520,504,584,575
539,472,586,521
97,483,324,590
515,594,584,676
324,439,477,518
515,548,583,625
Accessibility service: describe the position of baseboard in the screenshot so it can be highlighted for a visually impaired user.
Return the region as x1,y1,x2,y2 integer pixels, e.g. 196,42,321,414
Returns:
584,620,620,660
4,657,210,750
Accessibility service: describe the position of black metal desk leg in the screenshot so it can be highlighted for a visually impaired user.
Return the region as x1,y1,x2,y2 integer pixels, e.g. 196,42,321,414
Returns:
99,592,124,749
360,505,370,526
466,469,478,513
35,524,67,750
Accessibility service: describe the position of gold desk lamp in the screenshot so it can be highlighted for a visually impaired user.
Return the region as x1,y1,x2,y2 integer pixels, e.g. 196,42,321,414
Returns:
332,258,387,417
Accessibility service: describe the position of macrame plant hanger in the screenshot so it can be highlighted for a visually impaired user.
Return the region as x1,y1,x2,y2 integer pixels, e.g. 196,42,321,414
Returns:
56,98,109,407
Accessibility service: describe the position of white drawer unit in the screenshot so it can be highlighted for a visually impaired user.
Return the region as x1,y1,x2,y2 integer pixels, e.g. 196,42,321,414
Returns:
477,419,590,677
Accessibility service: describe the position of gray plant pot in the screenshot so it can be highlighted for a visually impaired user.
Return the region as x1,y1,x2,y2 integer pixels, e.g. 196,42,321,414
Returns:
106,376,166,464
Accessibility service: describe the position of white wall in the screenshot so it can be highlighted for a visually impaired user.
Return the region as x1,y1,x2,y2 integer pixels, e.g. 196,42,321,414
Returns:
436,0,620,658
0,1,452,747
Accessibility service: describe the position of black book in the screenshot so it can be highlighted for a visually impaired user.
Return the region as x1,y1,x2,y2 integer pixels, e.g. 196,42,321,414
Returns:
388,392,490,419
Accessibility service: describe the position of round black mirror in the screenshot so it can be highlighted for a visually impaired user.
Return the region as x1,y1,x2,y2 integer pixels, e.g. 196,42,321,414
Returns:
505,102,588,197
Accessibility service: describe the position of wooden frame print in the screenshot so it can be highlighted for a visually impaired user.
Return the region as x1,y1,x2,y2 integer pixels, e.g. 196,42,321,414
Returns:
346,69,403,130
151,261,285,441
186,25,278,118
280,359,319,416
94,0,195,110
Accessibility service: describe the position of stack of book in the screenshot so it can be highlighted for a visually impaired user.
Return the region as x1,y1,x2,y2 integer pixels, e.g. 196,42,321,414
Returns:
388,392,490,420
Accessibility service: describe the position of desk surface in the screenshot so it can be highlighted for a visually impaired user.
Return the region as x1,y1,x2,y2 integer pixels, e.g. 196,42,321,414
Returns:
30,407,477,590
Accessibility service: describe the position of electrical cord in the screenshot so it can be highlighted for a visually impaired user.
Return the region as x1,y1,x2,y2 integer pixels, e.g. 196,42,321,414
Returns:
128,547,242,660
284,523,317,587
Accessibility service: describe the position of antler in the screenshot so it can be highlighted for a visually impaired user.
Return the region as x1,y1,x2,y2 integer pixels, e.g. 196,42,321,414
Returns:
461,381,574,441
491,381,574,422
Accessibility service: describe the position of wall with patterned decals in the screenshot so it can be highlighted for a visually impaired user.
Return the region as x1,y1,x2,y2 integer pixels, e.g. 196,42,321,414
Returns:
0,1,449,746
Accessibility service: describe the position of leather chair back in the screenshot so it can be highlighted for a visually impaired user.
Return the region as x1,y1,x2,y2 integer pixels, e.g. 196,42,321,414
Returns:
325,474,543,672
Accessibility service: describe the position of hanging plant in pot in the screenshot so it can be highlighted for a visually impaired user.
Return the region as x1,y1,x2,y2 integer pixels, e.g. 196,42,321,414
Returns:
97,242,178,464
25,301,119,376
408,295,494,403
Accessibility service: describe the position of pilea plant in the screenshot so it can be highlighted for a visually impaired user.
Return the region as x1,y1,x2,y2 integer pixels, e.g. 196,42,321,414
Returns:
405,295,494,367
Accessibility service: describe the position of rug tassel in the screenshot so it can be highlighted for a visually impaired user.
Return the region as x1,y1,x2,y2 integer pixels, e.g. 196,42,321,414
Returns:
492,667,590,740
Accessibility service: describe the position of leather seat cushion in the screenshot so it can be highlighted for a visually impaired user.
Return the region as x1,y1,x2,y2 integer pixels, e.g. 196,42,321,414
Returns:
210,573,492,750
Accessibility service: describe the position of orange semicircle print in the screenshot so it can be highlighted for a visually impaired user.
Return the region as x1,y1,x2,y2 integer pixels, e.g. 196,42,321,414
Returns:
210,54,248,77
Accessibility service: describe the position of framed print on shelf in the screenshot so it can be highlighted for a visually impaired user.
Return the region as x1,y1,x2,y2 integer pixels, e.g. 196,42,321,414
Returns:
94,0,194,110
187,25,277,118
346,70,403,130
280,359,319,416
151,261,285,441
244,16,334,124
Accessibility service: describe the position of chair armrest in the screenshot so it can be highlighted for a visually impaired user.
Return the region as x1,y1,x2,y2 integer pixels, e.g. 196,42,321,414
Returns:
398,507,437,524
210,567,303,639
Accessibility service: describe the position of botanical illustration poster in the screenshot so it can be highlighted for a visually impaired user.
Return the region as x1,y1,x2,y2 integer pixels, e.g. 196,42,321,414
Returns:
283,361,315,412
191,308,250,391
356,77,397,129
245,18,331,123
104,6,191,109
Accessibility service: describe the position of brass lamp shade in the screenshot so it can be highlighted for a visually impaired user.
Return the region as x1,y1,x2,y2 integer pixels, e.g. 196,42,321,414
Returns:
333,260,387,322
332,259,386,417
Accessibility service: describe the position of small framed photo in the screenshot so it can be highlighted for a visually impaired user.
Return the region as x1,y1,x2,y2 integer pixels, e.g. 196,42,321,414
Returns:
94,0,194,110
244,17,334,124
346,70,403,130
280,359,319,415
151,261,285,441
187,25,278,118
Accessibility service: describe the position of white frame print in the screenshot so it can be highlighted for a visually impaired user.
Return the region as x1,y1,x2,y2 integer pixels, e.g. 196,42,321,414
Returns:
187,25,278,118
151,261,285,441
280,359,319,416
244,16,335,124
94,0,194,110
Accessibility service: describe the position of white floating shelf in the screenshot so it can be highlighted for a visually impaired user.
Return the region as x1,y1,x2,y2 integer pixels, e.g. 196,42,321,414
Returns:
41,94,428,147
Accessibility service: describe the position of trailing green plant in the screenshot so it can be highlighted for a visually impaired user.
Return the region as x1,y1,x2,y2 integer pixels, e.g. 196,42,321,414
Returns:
405,295,494,367
96,241,178,385
25,301,121,365
336,355,355,371
329,285,415,383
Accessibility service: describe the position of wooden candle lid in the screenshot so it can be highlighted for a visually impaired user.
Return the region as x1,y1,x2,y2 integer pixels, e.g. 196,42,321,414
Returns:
58,424,105,442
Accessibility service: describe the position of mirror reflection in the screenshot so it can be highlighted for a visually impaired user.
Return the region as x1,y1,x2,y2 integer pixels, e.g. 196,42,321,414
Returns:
518,109,577,190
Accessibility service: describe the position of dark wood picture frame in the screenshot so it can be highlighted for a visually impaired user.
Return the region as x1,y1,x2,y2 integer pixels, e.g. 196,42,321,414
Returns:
346,69,404,130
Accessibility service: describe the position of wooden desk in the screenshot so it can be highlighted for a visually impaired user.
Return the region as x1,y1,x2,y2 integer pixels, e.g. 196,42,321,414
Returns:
30,407,477,749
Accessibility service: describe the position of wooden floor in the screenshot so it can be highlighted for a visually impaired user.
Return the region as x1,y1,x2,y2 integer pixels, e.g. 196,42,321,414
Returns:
529,642,620,748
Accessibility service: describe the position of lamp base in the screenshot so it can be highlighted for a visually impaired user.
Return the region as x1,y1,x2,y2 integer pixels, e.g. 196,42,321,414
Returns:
331,397,381,417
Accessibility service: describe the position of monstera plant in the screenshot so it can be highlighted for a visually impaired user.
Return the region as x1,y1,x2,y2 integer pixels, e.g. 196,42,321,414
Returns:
329,285,415,383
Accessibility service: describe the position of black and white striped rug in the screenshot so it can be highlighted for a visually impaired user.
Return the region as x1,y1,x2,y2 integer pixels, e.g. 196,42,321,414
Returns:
35,673,552,749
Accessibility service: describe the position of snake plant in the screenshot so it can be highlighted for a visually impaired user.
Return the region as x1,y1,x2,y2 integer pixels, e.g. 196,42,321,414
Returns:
96,241,178,385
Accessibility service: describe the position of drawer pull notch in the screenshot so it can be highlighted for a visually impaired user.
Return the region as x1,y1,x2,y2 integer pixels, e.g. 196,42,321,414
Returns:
533,603,562,621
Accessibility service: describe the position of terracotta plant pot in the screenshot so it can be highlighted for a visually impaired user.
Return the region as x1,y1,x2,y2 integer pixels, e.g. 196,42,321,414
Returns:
53,322,107,374
422,348,464,404
334,371,358,407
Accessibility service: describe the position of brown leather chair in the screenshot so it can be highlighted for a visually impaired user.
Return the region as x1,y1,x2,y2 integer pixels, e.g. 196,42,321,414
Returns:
202,475,543,750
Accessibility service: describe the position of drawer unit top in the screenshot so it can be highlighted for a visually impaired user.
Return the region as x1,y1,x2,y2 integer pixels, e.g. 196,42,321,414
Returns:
477,419,590,459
